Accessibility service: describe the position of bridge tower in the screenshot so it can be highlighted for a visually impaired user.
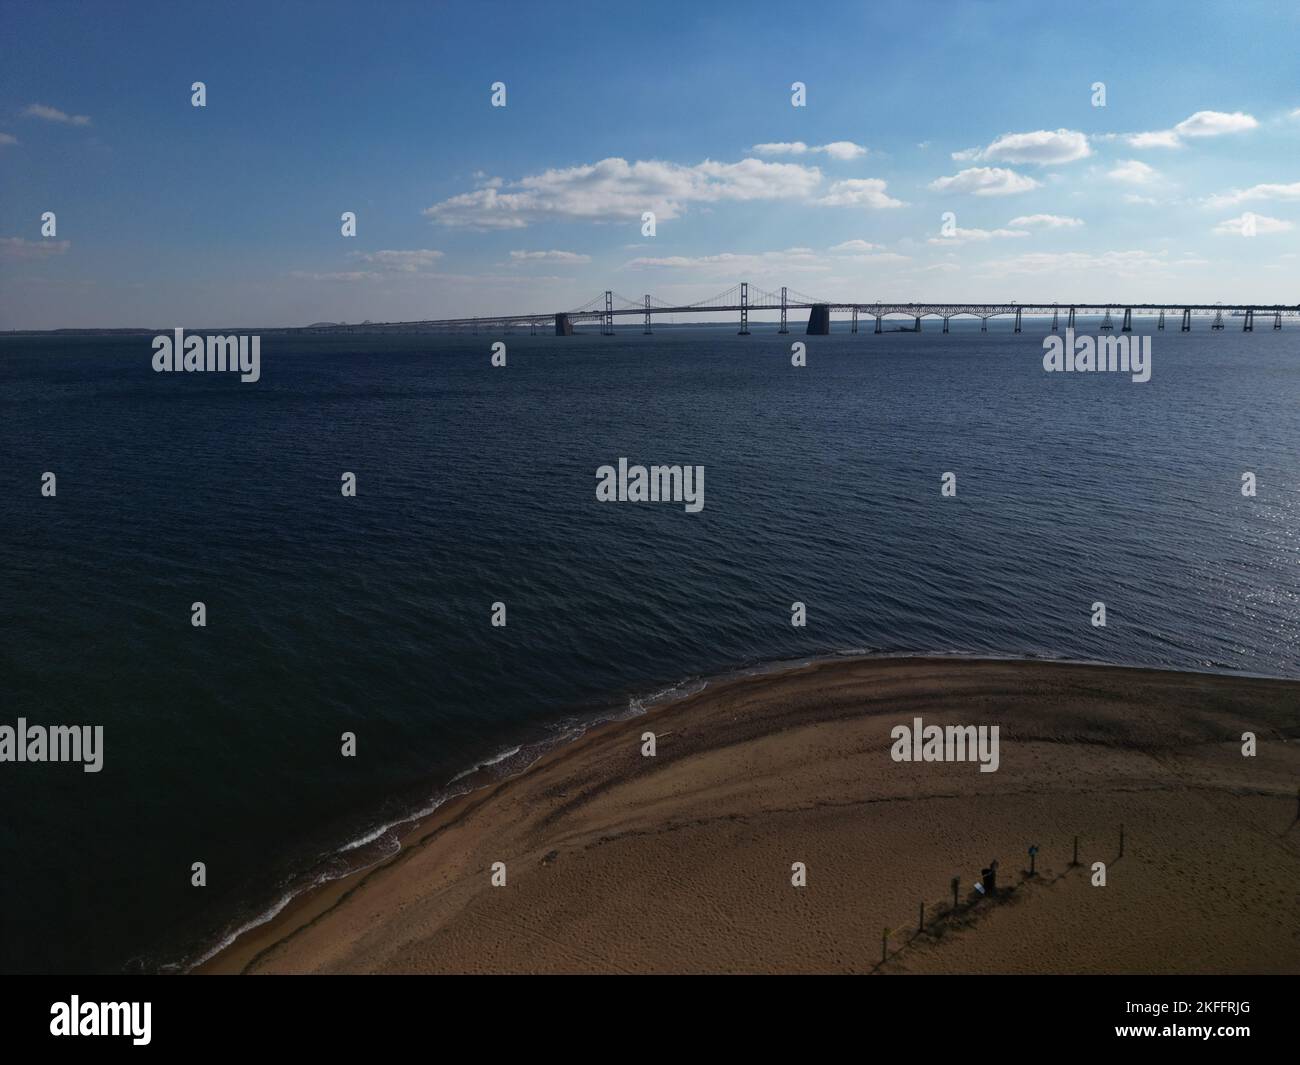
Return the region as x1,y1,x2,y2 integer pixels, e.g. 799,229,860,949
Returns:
1100,309,1114,331
1212,308,1224,330
644,295,652,335
1121,308,1132,332
779,287,789,334
1013,307,1022,333
738,282,750,335
1242,308,1254,332
602,290,614,335
1181,308,1191,331
1157,309,1165,330
1051,307,1059,332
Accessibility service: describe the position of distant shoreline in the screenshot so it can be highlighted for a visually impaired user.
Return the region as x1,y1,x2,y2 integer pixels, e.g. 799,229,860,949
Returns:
197,654,1300,975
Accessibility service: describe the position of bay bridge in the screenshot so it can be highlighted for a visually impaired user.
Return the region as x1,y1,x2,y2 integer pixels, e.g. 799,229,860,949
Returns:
309,283,1300,336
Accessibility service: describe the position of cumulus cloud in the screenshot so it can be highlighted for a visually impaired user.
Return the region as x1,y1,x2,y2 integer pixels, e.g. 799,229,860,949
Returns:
1212,213,1294,236
751,140,867,159
1124,110,1258,149
815,178,904,208
507,250,592,264
0,236,71,259
24,103,91,126
350,249,444,272
1205,181,1300,208
954,129,1090,165
978,249,1199,279
928,167,1040,196
623,247,829,274
927,226,1029,245
0,132,17,146
424,157,824,227
1007,214,1084,229
829,239,884,252
1107,160,1159,185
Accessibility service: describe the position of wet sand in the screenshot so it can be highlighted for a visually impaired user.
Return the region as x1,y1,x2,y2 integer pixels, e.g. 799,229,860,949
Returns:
200,657,1300,974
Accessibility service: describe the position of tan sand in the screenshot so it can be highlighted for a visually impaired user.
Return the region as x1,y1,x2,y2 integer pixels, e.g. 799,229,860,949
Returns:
201,657,1300,975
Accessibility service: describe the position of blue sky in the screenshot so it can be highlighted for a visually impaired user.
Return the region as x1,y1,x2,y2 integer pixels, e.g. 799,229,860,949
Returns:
2,0,1298,328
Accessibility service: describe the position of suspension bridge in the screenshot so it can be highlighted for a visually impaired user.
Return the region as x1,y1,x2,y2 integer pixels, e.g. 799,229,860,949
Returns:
305,283,1300,336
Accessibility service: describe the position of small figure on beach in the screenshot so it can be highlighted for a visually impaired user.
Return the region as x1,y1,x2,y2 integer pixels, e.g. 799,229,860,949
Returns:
981,860,999,896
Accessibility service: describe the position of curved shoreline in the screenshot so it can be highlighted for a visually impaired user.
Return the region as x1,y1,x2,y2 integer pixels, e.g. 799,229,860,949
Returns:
195,653,1300,974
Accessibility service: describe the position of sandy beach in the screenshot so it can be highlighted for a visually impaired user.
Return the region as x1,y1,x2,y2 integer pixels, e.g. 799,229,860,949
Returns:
201,657,1300,975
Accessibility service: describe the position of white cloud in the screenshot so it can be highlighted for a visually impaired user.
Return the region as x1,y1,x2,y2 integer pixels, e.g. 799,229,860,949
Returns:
0,236,71,259
1213,213,1294,236
350,249,444,272
1107,160,1159,185
1126,130,1181,149
1122,194,1159,205
424,157,823,228
1123,110,1258,149
1007,214,1084,229
24,103,91,126
1205,181,1300,208
928,167,1040,196
829,239,884,252
958,129,1091,165
0,132,17,146
815,178,904,208
623,247,829,274
1175,110,1258,137
978,249,1194,279
290,270,381,283
928,226,1029,245
751,140,867,159
507,249,591,264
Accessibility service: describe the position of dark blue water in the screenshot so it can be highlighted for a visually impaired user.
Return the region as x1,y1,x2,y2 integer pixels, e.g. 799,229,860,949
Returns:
2,320,1298,972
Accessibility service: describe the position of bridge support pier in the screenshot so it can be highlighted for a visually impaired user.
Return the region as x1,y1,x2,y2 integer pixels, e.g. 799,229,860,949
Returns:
1243,308,1254,332
1157,309,1165,330
1275,311,1282,330
942,316,950,333
874,315,882,334
806,304,831,335
1051,307,1058,332
1212,309,1224,330
1014,308,1022,334
980,317,987,332
913,315,922,332
1100,309,1114,331
644,295,652,334
851,307,858,333
1121,308,1132,332
779,286,789,334
1067,307,1076,329
1181,308,1191,331
530,321,536,336
554,313,574,336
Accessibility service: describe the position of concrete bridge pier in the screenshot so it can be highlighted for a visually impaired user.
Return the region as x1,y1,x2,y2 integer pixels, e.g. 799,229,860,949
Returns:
1121,308,1132,332
913,315,922,332
554,313,574,336
1275,311,1283,330
1157,309,1165,330
1051,308,1059,332
1013,308,1022,333
851,307,859,333
874,315,882,334
806,304,831,335
1181,308,1191,331
1243,308,1254,331
1067,307,1076,329
942,316,950,333
980,317,987,332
